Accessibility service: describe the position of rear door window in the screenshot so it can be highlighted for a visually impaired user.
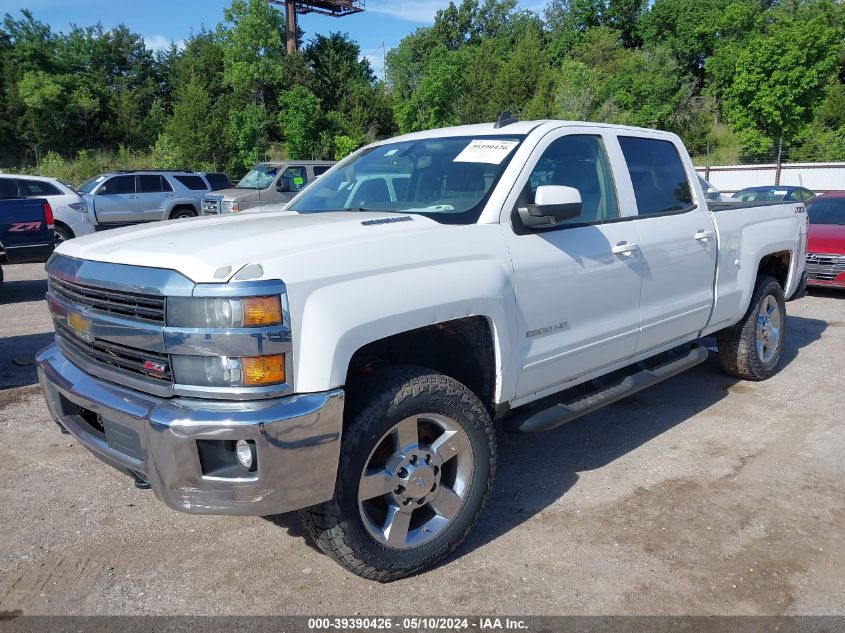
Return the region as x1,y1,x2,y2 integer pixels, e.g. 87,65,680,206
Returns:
313,165,332,177
18,179,62,196
139,175,172,193
174,175,208,191
619,137,694,215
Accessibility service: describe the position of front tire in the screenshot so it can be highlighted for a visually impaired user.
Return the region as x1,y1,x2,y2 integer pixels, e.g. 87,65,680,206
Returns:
299,366,496,582
717,275,786,380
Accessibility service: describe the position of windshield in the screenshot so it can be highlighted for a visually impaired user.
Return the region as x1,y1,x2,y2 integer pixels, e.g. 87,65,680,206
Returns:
289,135,524,224
77,175,107,194
733,188,787,202
807,198,845,225
236,164,279,189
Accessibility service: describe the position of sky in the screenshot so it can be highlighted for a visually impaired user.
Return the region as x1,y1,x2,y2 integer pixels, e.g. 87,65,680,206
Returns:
4,0,548,78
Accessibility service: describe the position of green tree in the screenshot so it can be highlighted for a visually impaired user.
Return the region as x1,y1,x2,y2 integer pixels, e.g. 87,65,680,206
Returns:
221,0,286,103
491,26,546,116
305,32,373,107
394,45,467,133
278,85,322,159
228,103,269,170
708,2,842,153
166,74,219,166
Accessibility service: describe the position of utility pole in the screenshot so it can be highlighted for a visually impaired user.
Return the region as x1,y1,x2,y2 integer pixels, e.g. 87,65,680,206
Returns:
268,1,365,54
285,0,298,54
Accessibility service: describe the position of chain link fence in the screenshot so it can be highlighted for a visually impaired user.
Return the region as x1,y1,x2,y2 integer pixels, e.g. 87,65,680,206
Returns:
0,147,256,186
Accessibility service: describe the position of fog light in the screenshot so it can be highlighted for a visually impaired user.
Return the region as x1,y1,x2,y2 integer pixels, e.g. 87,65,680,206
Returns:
235,439,255,471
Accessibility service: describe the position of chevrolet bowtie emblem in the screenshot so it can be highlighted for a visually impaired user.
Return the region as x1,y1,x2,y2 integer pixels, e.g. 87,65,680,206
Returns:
67,311,94,343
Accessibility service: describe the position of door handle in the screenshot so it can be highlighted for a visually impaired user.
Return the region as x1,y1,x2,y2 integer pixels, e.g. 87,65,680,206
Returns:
612,241,640,256
694,229,715,241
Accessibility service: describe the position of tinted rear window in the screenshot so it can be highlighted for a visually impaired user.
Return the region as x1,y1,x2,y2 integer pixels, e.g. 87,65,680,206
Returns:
19,179,62,196
0,178,20,198
313,165,332,176
174,175,208,191
139,175,173,193
204,173,230,190
619,137,693,215
807,198,845,225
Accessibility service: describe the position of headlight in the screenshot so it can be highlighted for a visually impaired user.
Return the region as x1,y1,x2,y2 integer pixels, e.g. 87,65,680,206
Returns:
167,296,282,328
222,200,240,213
172,354,286,387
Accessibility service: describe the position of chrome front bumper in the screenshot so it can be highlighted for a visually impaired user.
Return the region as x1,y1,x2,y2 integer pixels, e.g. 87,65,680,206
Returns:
36,343,344,516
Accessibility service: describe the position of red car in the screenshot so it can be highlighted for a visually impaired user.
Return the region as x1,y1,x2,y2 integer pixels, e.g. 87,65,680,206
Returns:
805,193,845,288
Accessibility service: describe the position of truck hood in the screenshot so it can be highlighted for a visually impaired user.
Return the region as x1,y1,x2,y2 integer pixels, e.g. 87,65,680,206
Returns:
808,222,845,255
206,187,262,201
54,211,449,283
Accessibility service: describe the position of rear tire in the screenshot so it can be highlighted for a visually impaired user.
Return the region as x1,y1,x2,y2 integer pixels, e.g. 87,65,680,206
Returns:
170,207,196,219
298,365,496,582
55,225,74,243
717,275,786,380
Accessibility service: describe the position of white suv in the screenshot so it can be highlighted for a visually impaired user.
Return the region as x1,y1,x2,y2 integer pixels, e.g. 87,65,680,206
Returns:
0,174,93,242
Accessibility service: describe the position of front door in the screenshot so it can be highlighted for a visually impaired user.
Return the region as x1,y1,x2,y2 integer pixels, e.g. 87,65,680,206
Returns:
266,166,309,207
504,132,644,401
91,175,139,224
617,135,718,354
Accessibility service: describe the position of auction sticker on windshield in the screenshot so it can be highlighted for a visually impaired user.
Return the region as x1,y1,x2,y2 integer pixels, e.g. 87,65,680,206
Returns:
454,139,519,164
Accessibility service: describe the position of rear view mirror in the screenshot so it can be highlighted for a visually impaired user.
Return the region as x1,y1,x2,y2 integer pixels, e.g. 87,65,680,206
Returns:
518,185,582,229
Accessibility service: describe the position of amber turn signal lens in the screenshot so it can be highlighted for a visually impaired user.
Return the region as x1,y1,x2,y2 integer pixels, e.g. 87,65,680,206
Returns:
241,354,286,386
242,296,283,326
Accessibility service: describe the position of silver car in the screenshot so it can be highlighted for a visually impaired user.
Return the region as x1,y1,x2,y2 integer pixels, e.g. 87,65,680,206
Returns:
202,161,334,215
77,171,211,229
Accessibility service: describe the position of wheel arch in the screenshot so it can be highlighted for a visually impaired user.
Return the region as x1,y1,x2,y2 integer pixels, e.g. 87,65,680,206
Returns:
168,203,198,219
53,219,74,240
344,316,499,415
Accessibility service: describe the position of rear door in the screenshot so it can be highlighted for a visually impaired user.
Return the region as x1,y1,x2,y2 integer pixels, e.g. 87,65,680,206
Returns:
137,175,174,221
91,175,138,224
617,135,718,354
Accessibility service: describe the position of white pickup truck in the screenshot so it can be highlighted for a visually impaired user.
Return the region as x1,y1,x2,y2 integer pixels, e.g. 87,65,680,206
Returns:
37,119,808,582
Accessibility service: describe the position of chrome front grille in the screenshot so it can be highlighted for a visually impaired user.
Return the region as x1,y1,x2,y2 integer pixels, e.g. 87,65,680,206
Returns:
56,323,173,383
50,277,165,323
805,253,845,282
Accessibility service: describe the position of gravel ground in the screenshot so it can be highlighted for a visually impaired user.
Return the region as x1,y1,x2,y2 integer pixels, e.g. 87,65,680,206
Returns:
0,262,843,616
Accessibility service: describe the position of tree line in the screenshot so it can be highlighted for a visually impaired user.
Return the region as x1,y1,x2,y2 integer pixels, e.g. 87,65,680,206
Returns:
0,0,843,179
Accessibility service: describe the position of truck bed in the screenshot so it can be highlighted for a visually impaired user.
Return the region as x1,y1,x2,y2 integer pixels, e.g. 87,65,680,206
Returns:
0,198,55,265
704,199,807,335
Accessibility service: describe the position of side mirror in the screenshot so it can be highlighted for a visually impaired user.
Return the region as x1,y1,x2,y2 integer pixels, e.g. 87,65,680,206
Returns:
518,185,582,229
